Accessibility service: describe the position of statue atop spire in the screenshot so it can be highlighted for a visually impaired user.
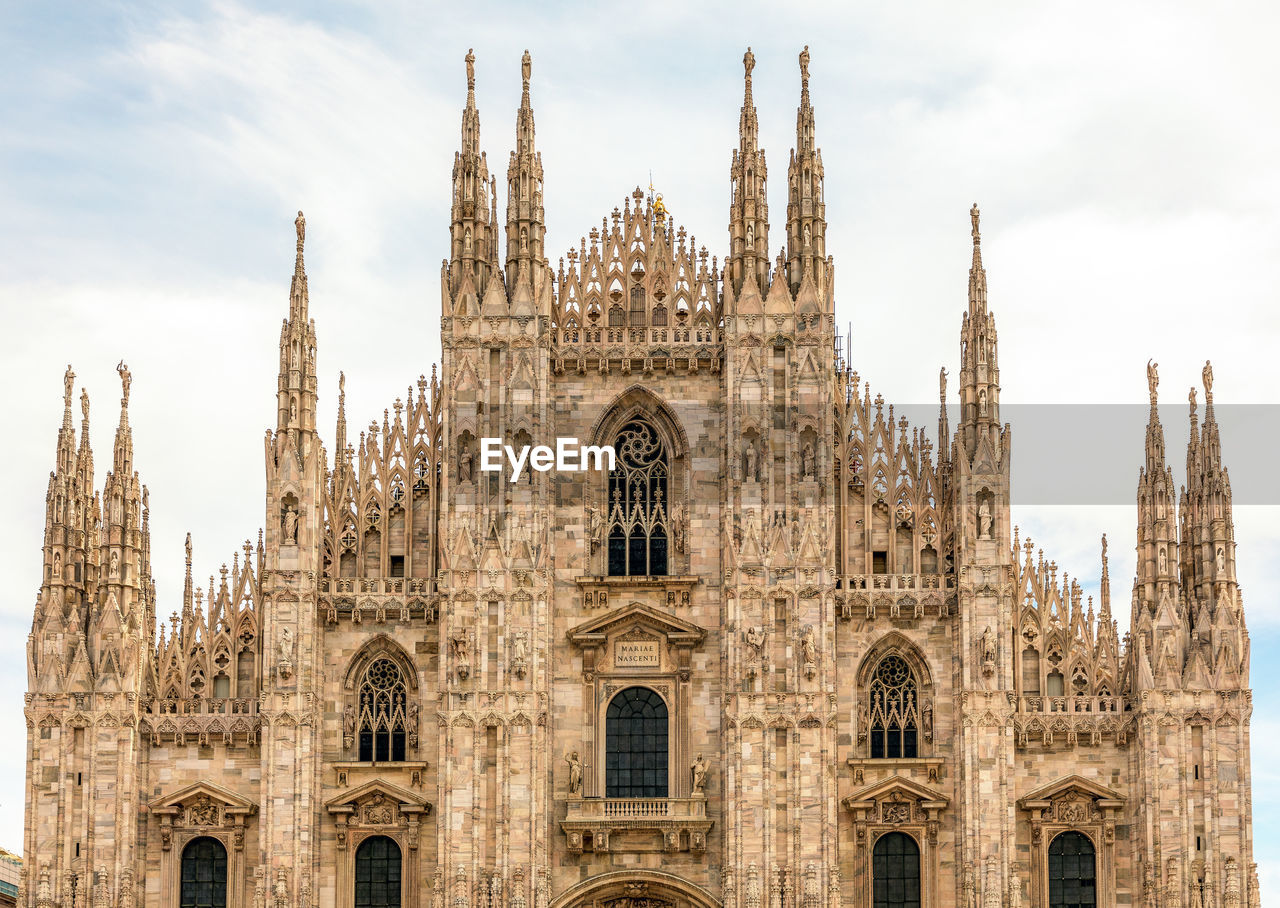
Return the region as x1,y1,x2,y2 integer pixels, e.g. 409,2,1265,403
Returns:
799,45,810,85
522,49,531,87
971,202,981,242
744,46,756,80
466,48,475,91
1146,359,1158,407
63,365,75,410
80,388,89,424
1203,359,1214,401
295,210,306,257
117,360,132,409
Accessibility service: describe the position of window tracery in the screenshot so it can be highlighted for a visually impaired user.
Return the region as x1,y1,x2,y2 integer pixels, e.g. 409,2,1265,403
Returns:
358,658,408,762
607,420,669,577
868,655,919,759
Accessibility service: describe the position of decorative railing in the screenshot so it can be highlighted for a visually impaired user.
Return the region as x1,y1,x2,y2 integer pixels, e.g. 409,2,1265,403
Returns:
566,797,707,821
1016,696,1128,715
836,574,957,620
562,797,712,854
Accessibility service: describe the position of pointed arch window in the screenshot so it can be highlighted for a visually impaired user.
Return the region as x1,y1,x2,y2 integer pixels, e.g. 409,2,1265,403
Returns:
607,420,669,577
180,837,227,908
1048,832,1096,908
868,655,919,759
358,658,408,762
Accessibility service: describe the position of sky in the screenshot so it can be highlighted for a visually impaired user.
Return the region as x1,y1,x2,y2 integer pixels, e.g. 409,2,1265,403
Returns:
1,0,1278,897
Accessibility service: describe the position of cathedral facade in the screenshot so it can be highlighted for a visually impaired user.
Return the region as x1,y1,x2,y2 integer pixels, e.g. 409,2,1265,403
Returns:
21,48,1257,908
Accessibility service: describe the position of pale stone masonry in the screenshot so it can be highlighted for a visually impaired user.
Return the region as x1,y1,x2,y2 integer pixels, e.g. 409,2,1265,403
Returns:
22,47,1256,908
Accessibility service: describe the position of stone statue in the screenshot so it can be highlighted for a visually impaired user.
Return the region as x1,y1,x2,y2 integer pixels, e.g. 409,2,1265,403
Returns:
109,550,120,578
978,499,992,539
1190,385,1197,410
745,625,765,659
802,223,811,246
283,505,299,544
459,445,474,483
1159,546,1168,573
1203,359,1214,396
672,503,687,554
1147,359,1159,404
189,793,219,826
280,627,294,663
746,222,754,249
799,45,810,83
117,360,131,406
744,442,758,481
1216,545,1226,572
801,443,814,479
295,211,305,249
513,631,528,663
343,704,356,740
981,625,995,664
801,625,817,665
691,753,708,795
463,227,472,254
587,506,604,549
743,47,755,79
465,48,475,89
522,50,531,84
566,751,582,794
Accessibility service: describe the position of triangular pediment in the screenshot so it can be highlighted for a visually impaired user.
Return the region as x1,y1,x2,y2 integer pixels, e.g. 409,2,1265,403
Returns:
324,778,431,813
567,602,705,646
842,774,949,811
1018,773,1124,808
149,779,257,814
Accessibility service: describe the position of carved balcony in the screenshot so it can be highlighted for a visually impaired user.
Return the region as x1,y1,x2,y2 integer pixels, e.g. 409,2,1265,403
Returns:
561,796,712,854
318,576,438,625
835,573,957,622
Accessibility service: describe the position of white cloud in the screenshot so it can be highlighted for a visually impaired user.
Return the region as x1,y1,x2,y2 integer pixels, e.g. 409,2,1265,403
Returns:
2,1,1279,900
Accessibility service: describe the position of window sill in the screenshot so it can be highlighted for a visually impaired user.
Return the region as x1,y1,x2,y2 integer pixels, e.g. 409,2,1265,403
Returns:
576,575,699,610
561,797,712,853
847,757,944,784
334,761,429,789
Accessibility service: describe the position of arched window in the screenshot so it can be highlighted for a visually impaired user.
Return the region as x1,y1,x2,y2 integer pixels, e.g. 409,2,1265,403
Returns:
605,687,668,797
869,655,919,759
1048,831,1096,908
872,832,920,908
358,658,408,762
607,420,669,577
180,837,227,908
355,835,402,908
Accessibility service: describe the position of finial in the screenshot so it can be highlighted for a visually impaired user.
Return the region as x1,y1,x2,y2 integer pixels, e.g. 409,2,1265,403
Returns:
1189,385,1197,412
1202,359,1214,402
970,203,981,244
63,365,75,410
744,47,755,80
939,367,947,403
1101,532,1108,561
521,49,531,86
116,360,132,408
80,388,89,423
1146,359,1158,407
799,45,810,86
465,48,475,91
185,532,192,565
295,210,306,255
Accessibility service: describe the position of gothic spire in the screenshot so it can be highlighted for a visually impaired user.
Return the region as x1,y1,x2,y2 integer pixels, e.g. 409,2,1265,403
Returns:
1181,360,1238,620
450,48,496,295
957,204,1001,463
727,47,770,300
785,45,828,303
505,49,546,297
1134,360,1179,620
277,211,318,438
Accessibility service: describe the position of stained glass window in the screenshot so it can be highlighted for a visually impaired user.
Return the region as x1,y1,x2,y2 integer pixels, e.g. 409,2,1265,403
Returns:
605,687,668,797
607,420,668,577
180,837,227,908
358,658,408,762
1048,831,1096,908
355,835,402,908
872,832,920,908
869,655,919,759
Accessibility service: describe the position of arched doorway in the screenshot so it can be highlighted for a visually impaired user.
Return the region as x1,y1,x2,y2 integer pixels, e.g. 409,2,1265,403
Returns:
550,871,721,908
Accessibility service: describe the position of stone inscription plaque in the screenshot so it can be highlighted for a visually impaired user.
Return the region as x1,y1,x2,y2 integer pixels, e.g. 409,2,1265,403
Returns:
616,640,660,668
